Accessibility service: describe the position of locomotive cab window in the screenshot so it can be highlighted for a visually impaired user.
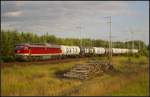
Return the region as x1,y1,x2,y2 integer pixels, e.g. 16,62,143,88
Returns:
15,45,26,50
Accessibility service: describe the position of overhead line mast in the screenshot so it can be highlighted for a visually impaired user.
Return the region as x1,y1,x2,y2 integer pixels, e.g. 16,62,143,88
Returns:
76,25,82,48
138,32,141,50
105,16,112,64
130,29,134,51
79,26,82,48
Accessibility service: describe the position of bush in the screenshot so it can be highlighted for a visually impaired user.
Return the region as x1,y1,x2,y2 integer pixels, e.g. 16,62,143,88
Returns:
139,49,148,57
0,56,15,62
135,53,140,58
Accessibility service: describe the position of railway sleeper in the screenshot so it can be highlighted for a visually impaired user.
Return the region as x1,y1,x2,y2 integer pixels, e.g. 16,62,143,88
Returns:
63,62,116,80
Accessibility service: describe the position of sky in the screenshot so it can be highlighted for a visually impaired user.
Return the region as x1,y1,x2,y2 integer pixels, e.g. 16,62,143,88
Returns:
1,1,149,45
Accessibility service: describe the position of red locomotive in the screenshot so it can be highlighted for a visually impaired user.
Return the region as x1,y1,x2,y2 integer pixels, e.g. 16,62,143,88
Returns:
15,43,62,61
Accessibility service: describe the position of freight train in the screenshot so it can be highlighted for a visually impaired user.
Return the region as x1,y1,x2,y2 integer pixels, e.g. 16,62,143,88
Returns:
15,43,138,61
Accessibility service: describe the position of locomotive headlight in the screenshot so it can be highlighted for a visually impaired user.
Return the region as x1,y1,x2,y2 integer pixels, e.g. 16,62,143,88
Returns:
17,50,20,53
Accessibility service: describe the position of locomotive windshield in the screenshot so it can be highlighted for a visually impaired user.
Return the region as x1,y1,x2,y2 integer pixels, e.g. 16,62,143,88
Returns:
15,45,26,50
15,45,27,50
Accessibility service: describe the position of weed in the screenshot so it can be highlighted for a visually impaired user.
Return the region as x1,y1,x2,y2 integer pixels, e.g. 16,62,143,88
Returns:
1,56,149,96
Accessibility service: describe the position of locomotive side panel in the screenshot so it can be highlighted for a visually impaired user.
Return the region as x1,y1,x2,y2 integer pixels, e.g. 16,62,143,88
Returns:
29,47,62,56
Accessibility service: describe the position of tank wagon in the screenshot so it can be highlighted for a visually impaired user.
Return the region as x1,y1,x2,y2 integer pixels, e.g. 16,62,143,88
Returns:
131,49,138,53
60,45,80,58
79,47,94,57
93,47,105,55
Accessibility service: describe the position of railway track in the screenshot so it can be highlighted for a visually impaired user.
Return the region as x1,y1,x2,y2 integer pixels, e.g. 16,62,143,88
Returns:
0,57,91,68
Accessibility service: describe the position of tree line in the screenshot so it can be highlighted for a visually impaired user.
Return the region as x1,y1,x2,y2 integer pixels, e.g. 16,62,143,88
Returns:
0,30,149,61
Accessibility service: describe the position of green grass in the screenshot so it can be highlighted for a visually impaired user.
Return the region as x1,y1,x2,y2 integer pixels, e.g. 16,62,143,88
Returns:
68,67,149,96
1,61,83,96
110,71,149,96
1,56,149,96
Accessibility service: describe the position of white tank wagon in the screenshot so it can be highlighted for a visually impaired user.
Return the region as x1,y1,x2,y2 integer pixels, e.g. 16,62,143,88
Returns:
126,49,130,53
131,49,138,53
112,48,122,54
79,47,94,57
93,47,105,55
120,48,129,54
71,46,80,55
82,47,93,54
89,48,94,54
60,45,80,55
84,48,89,54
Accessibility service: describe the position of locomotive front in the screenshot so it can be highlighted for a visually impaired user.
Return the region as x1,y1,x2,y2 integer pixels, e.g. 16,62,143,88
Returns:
15,44,30,61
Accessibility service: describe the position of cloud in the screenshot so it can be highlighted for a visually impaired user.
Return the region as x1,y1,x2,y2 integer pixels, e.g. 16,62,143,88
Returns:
1,1,149,44
14,1,27,6
3,11,22,17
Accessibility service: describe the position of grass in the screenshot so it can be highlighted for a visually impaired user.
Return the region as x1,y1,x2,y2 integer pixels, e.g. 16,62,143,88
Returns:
68,67,149,96
1,56,149,96
1,61,83,96
110,72,149,96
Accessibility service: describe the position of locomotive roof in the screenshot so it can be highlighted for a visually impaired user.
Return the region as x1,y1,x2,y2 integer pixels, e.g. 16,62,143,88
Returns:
15,43,61,48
